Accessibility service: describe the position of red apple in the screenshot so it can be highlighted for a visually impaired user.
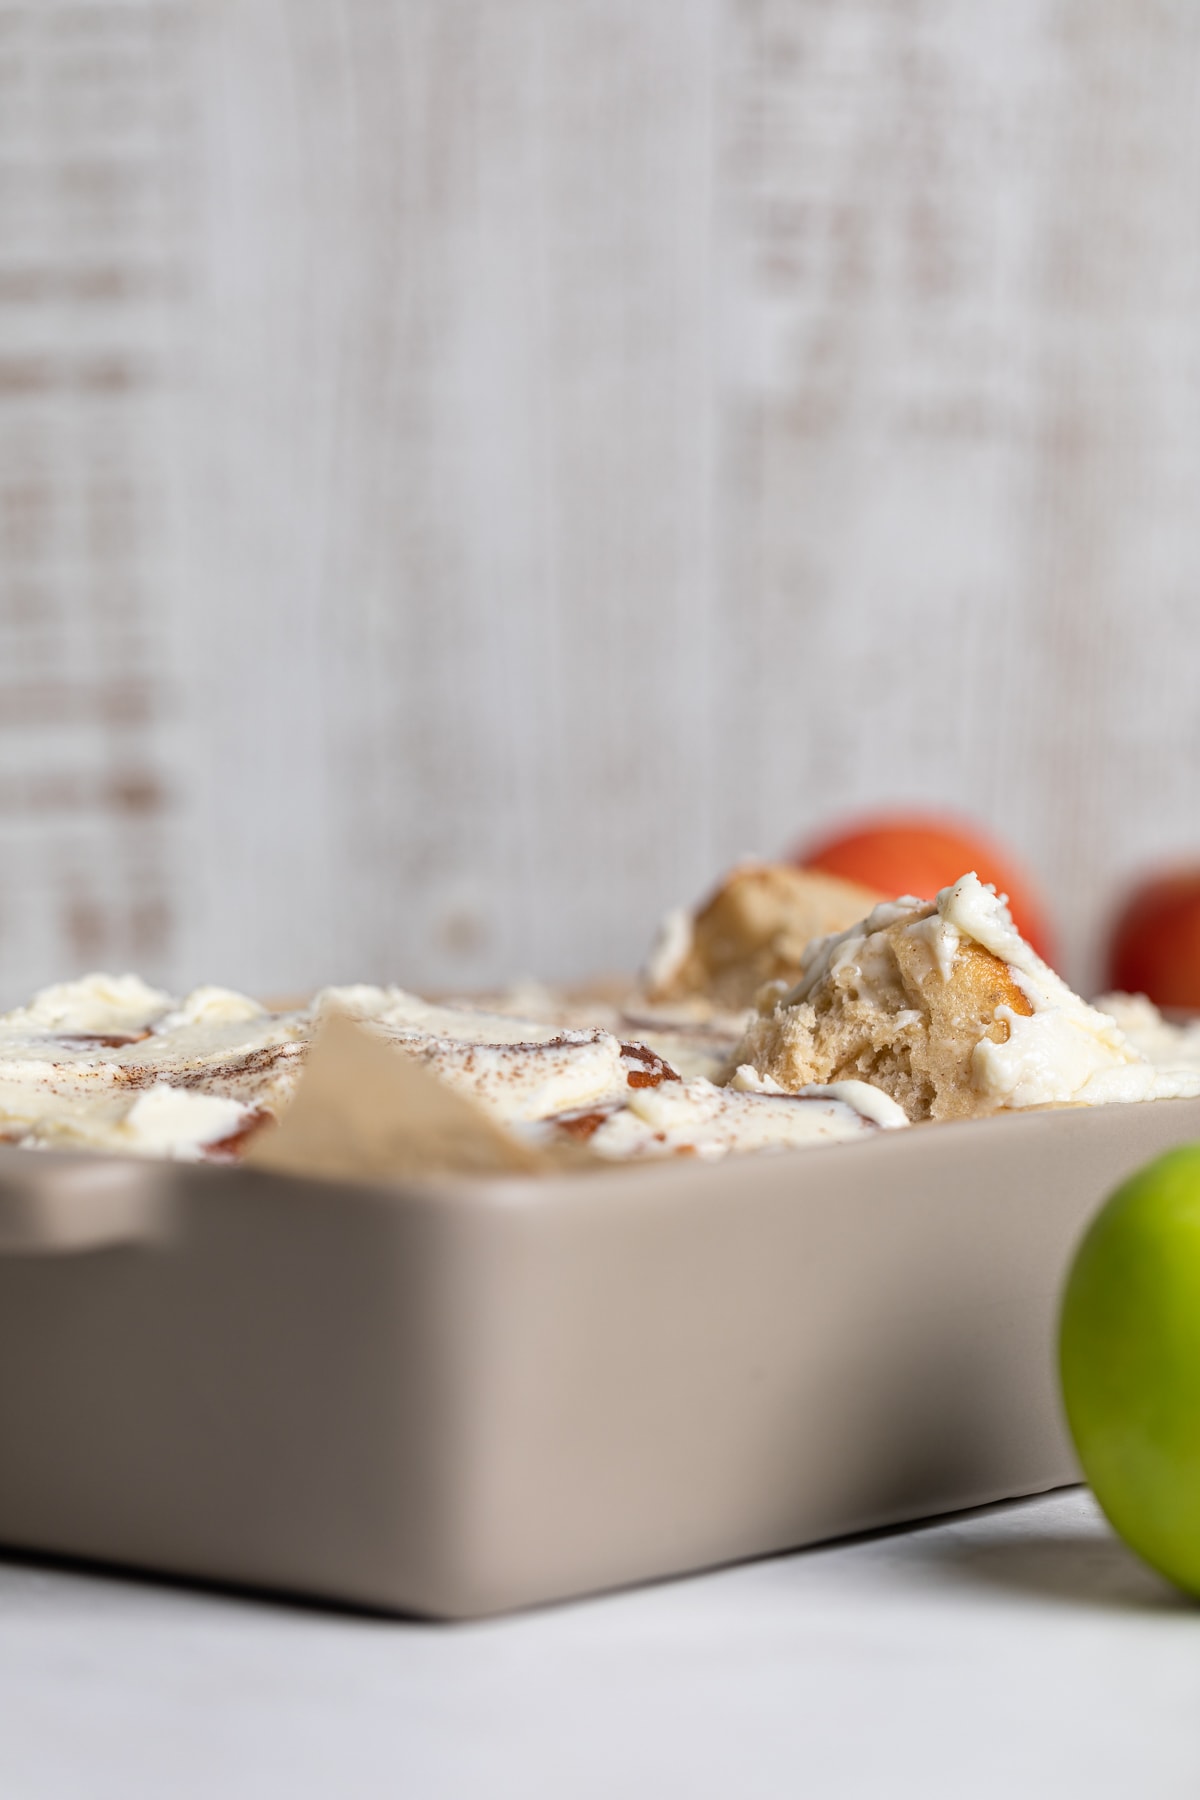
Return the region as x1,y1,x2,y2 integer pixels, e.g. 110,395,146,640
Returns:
1108,869,1200,1010
796,812,1057,967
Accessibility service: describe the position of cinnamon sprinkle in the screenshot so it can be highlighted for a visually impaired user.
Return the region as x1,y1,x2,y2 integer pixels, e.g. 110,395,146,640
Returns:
619,1041,682,1089
204,1108,274,1162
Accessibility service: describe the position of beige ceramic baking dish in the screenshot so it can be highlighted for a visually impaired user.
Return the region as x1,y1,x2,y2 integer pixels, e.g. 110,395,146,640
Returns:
2,1094,1199,1619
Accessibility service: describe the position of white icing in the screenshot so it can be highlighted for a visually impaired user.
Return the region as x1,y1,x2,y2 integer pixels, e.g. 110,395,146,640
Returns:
730,1063,909,1128
588,1077,880,1161
642,906,694,993
403,1032,632,1125
786,897,931,1007
932,874,1200,1107
798,1080,910,1129
0,971,902,1165
156,986,267,1030
906,912,962,983
0,976,306,1146
1092,992,1200,1074
935,872,1028,967
315,986,564,1046
729,1063,788,1095
16,1082,252,1160
117,1085,250,1159
2,972,172,1036
620,1032,734,1083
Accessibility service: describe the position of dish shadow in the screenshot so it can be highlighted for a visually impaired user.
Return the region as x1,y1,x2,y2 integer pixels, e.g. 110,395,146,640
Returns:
934,1529,1194,1615
0,1543,426,1628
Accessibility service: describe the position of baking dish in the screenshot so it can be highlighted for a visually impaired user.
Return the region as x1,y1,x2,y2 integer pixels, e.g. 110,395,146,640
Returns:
2,1094,1198,1617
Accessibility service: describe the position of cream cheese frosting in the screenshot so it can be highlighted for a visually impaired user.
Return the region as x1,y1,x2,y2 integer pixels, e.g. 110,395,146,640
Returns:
0,972,901,1166
642,907,694,995
314,986,569,1046
5,972,175,1036
1,902,1188,1171
732,874,1200,1118
935,875,1200,1108
18,1084,258,1162
1091,992,1200,1078
0,972,305,1154
582,1079,893,1161
396,1031,634,1125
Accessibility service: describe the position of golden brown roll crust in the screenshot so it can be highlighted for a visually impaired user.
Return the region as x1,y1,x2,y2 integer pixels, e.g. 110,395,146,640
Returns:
646,863,884,1010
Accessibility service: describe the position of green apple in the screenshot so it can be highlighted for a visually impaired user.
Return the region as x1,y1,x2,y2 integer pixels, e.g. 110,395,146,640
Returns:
1060,1144,1200,1594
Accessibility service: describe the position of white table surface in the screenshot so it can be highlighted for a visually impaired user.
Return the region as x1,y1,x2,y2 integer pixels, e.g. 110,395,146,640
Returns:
1,1487,1196,1800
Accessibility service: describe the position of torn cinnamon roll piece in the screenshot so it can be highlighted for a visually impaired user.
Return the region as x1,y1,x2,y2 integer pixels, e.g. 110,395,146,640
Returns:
731,873,1200,1122
643,862,883,1011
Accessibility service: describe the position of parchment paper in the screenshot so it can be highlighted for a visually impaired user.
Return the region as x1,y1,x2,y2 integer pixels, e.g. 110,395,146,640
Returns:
244,1010,560,1183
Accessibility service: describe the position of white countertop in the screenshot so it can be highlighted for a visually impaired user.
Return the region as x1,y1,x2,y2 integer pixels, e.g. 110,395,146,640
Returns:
1,1487,1195,1800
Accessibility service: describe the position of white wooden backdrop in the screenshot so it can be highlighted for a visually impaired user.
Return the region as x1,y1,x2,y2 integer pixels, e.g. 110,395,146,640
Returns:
1,0,1198,1003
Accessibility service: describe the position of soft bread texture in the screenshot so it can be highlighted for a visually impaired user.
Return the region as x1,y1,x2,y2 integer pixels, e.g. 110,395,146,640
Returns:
735,874,1200,1118
646,863,883,1010
732,898,1036,1123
